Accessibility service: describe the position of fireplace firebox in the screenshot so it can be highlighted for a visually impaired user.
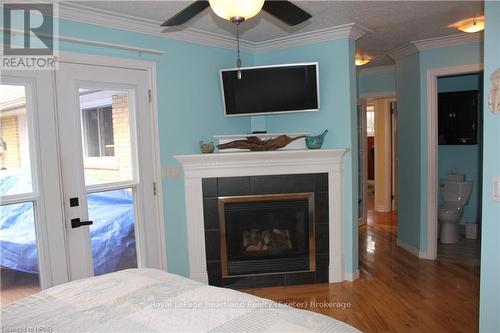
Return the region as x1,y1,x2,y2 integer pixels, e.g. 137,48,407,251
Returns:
219,193,315,277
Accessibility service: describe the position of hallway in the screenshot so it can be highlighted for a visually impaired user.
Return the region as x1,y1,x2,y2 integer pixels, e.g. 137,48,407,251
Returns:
245,200,480,332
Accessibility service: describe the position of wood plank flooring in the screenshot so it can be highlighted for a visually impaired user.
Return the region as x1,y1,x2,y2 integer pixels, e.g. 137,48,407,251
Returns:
244,202,480,332
0,268,40,307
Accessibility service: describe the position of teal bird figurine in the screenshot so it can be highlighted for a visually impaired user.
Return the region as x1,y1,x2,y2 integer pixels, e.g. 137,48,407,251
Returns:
305,130,328,149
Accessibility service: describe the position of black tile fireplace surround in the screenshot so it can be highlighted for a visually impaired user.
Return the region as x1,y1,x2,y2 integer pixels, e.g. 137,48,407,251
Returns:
202,173,329,289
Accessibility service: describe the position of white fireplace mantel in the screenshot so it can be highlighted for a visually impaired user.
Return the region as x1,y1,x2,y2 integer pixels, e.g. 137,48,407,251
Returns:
174,149,349,284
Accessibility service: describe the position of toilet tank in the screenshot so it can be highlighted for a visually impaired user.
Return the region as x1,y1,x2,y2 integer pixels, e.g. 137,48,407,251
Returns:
441,180,473,204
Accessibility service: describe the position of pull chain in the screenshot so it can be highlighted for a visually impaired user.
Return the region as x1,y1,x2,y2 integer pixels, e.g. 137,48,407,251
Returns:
236,22,242,80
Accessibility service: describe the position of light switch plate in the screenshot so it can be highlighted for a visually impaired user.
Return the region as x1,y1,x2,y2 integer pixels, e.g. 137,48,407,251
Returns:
162,165,182,179
493,176,500,203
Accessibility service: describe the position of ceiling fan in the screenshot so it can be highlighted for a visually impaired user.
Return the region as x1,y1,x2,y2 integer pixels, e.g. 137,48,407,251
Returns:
161,1,312,79
161,1,312,28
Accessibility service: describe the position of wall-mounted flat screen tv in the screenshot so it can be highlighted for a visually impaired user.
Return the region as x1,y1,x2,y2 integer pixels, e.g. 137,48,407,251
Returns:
220,62,319,117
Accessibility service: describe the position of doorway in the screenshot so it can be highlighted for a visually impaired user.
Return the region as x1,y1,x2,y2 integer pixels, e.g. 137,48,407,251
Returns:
0,55,165,305
435,72,483,266
359,97,398,225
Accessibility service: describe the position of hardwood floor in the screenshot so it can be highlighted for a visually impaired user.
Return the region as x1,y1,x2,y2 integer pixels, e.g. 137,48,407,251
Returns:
0,269,40,307
244,196,480,332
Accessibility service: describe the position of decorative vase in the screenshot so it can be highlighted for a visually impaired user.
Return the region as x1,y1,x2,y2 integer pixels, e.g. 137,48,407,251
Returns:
305,129,328,149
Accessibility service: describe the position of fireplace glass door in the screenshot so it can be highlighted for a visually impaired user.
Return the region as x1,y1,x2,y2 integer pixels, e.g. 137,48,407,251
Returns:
219,193,315,277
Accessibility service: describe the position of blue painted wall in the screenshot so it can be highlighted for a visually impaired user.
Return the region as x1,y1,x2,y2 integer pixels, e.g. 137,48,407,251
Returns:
395,42,482,251
395,53,422,249
418,42,483,251
437,73,482,225
40,18,254,276
253,38,359,274
357,71,396,96
480,2,500,331
23,18,359,277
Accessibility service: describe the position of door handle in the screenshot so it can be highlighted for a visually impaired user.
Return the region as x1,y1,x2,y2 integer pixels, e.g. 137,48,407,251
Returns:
71,218,93,228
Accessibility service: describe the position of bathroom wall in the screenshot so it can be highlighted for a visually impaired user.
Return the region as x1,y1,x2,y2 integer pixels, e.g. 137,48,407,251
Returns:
437,73,482,224
480,1,500,331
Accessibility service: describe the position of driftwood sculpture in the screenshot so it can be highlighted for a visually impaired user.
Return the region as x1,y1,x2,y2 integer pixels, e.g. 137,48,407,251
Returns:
217,134,306,151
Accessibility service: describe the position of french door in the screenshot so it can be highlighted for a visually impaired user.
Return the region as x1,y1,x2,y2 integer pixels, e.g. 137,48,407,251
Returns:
0,59,164,304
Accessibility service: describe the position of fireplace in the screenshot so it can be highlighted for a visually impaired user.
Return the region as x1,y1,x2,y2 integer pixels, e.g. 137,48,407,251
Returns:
219,193,316,277
201,174,330,288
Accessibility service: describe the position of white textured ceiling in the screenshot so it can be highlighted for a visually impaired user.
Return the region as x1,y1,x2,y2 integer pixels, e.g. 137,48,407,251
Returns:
73,1,483,67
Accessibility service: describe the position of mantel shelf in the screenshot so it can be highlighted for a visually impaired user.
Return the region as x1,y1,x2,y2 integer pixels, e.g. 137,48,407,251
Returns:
174,148,350,284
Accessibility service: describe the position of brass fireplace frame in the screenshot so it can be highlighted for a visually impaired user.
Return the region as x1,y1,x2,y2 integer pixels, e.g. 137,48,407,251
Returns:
218,192,316,278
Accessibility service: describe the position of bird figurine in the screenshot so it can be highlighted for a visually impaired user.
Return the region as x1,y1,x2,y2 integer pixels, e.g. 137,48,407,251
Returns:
305,130,328,149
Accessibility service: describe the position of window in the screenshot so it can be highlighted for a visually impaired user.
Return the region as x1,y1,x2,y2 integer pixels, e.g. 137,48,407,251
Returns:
82,106,114,157
366,105,375,136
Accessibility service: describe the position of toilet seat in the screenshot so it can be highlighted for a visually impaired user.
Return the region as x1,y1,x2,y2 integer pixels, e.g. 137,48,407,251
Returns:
439,203,463,214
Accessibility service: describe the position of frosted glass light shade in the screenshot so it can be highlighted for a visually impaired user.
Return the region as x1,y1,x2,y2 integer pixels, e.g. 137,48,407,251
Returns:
209,0,265,21
457,18,485,33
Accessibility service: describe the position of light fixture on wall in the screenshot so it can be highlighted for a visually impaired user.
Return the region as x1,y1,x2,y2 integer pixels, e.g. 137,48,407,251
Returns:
209,0,265,79
456,17,484,33
355,56,371,66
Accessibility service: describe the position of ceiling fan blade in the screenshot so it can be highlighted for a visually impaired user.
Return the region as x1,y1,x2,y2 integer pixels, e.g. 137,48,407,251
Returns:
262,1,311,26
161,1,209,27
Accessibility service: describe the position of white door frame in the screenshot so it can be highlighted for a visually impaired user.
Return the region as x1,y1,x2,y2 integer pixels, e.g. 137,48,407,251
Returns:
424,63,483,260
358,98,367,226
57,51,166,271
1,71,69,288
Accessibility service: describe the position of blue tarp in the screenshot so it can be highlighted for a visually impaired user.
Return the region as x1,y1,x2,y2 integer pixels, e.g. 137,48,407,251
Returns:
0,171,136,275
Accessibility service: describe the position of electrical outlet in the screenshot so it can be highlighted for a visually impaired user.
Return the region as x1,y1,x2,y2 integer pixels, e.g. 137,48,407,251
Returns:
162,165,182,179
493,176,500,203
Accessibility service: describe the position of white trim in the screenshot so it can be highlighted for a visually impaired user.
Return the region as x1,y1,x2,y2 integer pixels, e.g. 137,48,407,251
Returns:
358,216,367,226
425,63,483,261
358,65,395,76
56,51,167,272
359,91,396,100
57,3,367,54
396,239,425,257
254,23,371,53
343,270,360,281
413,33,483,51
386,43,419,61
2,28,165,55
387,33,483,60
174,149,349,284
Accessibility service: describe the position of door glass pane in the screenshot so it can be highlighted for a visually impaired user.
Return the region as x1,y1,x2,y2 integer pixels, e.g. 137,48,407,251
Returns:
0,202,41,306
0,85,32,196
79,89,134,186
87,188,137,276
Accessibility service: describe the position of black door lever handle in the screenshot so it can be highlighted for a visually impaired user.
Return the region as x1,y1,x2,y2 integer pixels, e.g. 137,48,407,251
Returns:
71,218,93,228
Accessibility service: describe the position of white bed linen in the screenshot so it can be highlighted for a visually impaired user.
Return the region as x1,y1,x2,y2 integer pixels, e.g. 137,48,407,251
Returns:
1,268,360,333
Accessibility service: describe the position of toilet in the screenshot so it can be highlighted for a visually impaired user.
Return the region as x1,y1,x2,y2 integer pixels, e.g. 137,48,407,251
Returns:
438,172,472,244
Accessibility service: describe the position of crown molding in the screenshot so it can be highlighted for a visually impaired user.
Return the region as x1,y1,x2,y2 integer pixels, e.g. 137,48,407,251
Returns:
413,32,483,51
358,65,395,76
57,2,368,55
386,32,483,61
254,23,371,53
58,2,255,53
386,43,419,61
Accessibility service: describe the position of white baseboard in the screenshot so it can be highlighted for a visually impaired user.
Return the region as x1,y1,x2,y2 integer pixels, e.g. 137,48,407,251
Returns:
358,216,367,226
344,270,360,281
375,204,391,212
396,238,425,258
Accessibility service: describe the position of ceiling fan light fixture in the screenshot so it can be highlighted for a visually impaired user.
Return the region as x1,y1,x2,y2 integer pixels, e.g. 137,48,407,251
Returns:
208,0,265,22
457,17,485,33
